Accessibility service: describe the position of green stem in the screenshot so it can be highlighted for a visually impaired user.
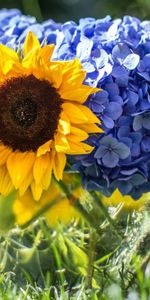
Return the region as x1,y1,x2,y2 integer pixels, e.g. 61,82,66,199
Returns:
53,178,103,233
74,201,100,229
91,191,122,240
21,195,65,229
22,0,43,21
87,228,96,289
52,243,66,299
53,177,72,198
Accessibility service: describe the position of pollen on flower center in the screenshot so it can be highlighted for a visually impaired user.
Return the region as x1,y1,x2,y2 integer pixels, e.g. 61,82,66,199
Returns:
11,98,37,128
0,75,62,152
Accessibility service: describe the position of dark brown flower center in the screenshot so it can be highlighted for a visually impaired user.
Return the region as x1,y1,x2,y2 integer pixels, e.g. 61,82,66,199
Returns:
11,98,37,128
0,75,62,152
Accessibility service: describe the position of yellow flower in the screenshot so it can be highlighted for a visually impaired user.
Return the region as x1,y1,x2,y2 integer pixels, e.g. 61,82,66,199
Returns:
0,32,102,201
13,178,82,227
102,189,150,211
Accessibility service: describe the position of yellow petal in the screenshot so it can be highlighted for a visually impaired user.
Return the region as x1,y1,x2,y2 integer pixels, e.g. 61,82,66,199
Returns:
53,151,66,181
0,48,21,75
37,140,52,157
22,47,39,70
1,60,15,75
41,164,53,190
81,143,94,153
39,44,55,62
5,62,25,77
54,132,70,152
62,103,88,124
61,64,86,88
0,145,12,166
67,134,87,143
13,189,37,225
39,179,60,206
19,172,33,196
58,111,70,135
33,153,51,185
60,58,83,78
60,58,86,86
60,85,98,104
58,58,99,103
102,189,147,211
45,198,79,227
70,126,89,141
67,140,93,154
31,181,43,201
23,31,40,57
78,105,100,124
7,151,35,189
78,123,103,133
0,44,19,62
0,165,13,196
31,56,46,79
46,63,63,88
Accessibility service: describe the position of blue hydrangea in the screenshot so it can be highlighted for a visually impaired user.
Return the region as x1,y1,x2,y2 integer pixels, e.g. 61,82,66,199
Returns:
0,8,55,48
94,136,130,168
1,10,150,199
40,14,150,199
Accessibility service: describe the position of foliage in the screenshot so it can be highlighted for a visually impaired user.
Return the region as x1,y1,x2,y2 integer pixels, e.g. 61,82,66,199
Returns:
0,195,150,299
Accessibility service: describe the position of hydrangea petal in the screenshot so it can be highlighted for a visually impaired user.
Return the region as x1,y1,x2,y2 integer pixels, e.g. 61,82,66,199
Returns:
105,102,123,120
123,53,140,70
115,142,130,159
102,151,119,168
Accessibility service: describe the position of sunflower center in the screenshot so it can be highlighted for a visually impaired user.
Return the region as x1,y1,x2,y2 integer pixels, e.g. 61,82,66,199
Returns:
0,75,62,152
11,98,37,128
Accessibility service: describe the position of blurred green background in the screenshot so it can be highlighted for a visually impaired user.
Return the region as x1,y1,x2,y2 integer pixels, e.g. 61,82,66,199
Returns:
0,0,149,22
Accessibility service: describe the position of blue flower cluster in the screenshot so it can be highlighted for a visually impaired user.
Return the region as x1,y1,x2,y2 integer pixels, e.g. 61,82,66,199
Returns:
0,9,38,48
1,10,150,199
43,15,150,199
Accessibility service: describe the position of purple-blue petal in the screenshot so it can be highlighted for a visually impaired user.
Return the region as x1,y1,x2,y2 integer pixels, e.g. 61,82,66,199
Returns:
115,142,130,159
104,102,123,120
112,43,131,63
133,115,143,131
123,53,140,70
142,137,150,152
94,145,107,159
102,151,119,168
143,115,150,130
101,115,114,129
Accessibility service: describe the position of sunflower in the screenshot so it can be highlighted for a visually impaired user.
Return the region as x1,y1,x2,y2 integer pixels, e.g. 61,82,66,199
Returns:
13,176,82,227
0,32,102,201
102,189,150,211
13,183,149,228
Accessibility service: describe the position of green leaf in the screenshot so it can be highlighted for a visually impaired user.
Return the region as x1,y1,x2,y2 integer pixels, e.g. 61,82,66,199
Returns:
0,191,16,232
64,237,88,275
